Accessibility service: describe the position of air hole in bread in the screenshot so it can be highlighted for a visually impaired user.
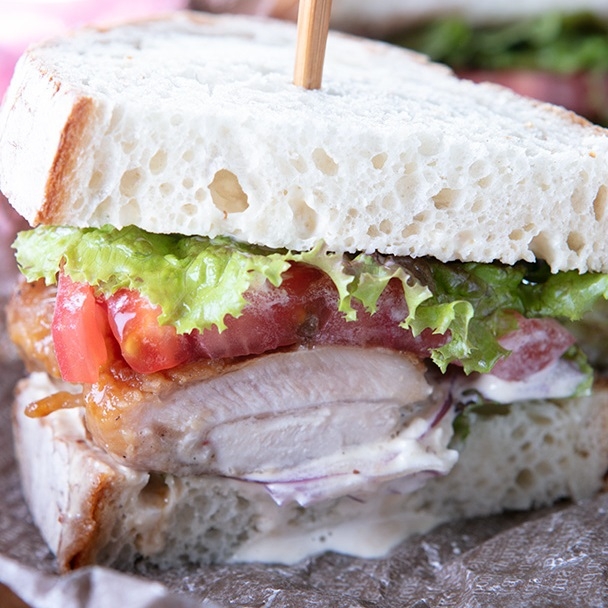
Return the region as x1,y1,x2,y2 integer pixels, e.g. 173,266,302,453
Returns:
312,148,338,176
88,170,103,191
567,231,585,254
119,198,142,224
379,219,392,235
120,168,142,197
366,201,379,216
401,224,420,238
122,141,137,154
288,194,318,235
509,229,525,241
181,204,197,217
457,229,474,247
381,194,397,212
208,169,249,214
515,468,534,490
529,412,554,426
417,133,442,157
471,198,484,213
433,188,458,210
73,195,85,212
468,159,487,179
477,175,493,189
97,196,112,219
160,182,174,197
372,153,387,170
512,424,526,441
290,154,307,173
138,473,170,508
529,231,551,262
367,224,380,238
593,185,608,221
149,150,168,175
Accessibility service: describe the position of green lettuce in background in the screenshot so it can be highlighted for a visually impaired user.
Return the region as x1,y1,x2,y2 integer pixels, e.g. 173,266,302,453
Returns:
391,12,608,73
13,225,608,376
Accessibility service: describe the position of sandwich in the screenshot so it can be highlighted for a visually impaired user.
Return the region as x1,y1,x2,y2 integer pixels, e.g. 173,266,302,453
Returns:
322,0,608,125
2,10,608,572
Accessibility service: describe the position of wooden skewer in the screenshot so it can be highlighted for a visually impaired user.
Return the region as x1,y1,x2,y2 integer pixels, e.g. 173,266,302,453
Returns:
293,0,333,90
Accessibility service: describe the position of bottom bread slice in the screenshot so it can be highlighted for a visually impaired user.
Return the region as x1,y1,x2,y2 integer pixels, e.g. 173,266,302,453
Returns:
12,372,608,572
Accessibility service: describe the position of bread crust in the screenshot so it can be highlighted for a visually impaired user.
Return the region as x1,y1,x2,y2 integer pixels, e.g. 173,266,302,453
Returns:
41,96,96,226
58,469,114,570
10,375,146,571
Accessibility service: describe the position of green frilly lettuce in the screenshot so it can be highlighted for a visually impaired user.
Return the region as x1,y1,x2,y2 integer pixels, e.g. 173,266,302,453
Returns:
13,225,608,375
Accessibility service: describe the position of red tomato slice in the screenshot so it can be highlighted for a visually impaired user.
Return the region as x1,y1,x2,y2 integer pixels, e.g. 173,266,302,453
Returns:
100,264,446,374
315,277,448,356
192,265,447,359
52,267,575,383
54,264,448,382
491,313,576,381
191,264,329,359
52,273,109,383
106,289,192,374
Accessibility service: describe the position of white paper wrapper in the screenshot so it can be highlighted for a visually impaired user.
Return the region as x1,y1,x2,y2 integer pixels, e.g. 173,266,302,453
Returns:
0,555,210,608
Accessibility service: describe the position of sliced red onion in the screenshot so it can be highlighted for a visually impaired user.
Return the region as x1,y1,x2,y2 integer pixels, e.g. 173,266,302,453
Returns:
239,398,457,506
453,357,587,405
